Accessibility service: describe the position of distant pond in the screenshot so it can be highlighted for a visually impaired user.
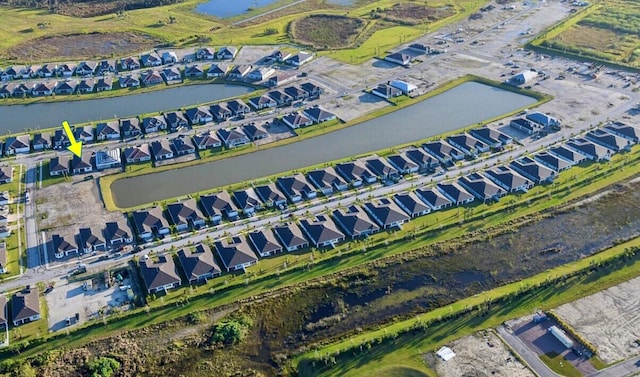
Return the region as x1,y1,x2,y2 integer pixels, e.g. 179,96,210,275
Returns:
196,0,281,17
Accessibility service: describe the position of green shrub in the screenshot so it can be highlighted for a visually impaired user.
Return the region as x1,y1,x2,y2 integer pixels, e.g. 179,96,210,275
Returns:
86,357,121,377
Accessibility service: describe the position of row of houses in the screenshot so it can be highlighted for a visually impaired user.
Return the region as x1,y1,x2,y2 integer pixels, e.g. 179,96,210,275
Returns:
371,79,418,99
510,111,561,135
49,218,133,259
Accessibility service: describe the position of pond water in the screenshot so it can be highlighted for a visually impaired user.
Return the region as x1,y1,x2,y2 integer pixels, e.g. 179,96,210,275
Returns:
195,0,280,17
325,0,355,5
0,84,254,133
111,81,537,208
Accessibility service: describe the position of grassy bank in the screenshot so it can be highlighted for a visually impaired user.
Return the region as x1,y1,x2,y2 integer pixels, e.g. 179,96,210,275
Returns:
100,74,550,211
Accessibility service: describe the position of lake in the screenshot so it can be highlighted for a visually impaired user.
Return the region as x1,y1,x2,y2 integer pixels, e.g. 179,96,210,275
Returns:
111,81,537,208
0,84,254,133
196,0,281,17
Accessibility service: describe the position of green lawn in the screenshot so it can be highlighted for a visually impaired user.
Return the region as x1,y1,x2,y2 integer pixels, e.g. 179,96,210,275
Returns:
540,352,582,377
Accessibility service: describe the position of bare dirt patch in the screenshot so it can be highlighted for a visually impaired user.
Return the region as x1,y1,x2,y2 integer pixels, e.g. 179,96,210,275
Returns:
382,3,456,25
7,32,163,62
425,331,534,377
554,275,640,364
291,14,365,50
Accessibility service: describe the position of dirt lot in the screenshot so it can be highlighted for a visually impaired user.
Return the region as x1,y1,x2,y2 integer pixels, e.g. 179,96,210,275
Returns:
554,275,640,364
383,3,456,24
291,14,365,49
426,331,534,377
8,32,163,62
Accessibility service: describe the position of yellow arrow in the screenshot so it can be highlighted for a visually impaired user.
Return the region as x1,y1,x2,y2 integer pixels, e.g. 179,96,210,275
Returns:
61,121,82,158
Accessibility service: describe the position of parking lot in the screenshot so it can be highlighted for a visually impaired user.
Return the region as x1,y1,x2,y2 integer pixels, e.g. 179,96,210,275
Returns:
45,269,135,332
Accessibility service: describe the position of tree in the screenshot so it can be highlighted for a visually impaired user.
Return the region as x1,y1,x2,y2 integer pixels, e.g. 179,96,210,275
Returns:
263,27,277,35
86,357,121,377
15,362,37,377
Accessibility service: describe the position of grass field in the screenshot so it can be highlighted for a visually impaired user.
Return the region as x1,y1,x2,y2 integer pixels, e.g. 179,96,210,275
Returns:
539,352,582,377
290,14,365,50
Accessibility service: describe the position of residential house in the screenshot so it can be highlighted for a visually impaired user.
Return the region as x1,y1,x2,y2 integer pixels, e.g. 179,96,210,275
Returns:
436,182,475,206
76,78,96,93
404,148,439,171
4,135,30,155
241,124,268,141
265,50,291,63
0,83,13,98
170,135,196,156
303,107,336,123
19,65,37,79
95,77,114,92
192,132,222,150
32,132,51,150
96,77,113,93
185,106,213,125
196,47,216,61
0,166,12,184
162,67,182,82
390,79,418,95
603,121,639,143
306,166,348,195
332,205,380,238
393,192,430,218
0,295,5,328
227,99,250,116
184,64,204,78
12,287,40,326
217,127,250,148
96,121,120,140
141,70,164,86
248,229,283,257
247,66,275,81
363,198,410,229
423,140,464,164
48,156,70,176
57,63,76,77
286,51,313,66
371,83,403,99
386,154,418,175
282,112,313,129
164,111,188,130
277,173,317,203
141,52,162,67
228,64,252,79
141,115,167,134
482,165,533,193
248,95,277,110
96,60,117,75
52,129,70,149
510,118,541,135
199,191,239,223
118,75,140,88
140,255,182,294
548,145,587,166
214,236,259,272
177,244,221,284
254,182,287,208
209,103,232,121
384,52,411,67
273,222,309,251
509,156,556,184
70,153,93,174
2,66,20,80
267,90,293,106
54,80,78,94
120,117,142,137
132,206,170,240
283,85,308,101
509,70,537,85
103,219,133,245
534,152,572,172
585,128,631,152
335,160,377,187
150,139,174,161
77,228,106,253
565,138,612,161
52,234,78,258
161,51,178,64
37,64,57,78
95,149,122,170
458,173,507,202
299,215,345,248
446,133,489,157
31,81,56,96
11,83,32,97
526,112,560,130
167,198,206,232
76,61,97,76
73,125,94,144
207,63,230,78
365,155,400,180
266,72,298,87
216,46,238,60
232,187,262,216
414,187,453,210
123,144,152,163
0,243,6,274
0,192,8,206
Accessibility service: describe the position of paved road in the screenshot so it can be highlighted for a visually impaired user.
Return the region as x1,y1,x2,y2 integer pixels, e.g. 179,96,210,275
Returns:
23,162,40,269
497,325,562,377
588,355,640,377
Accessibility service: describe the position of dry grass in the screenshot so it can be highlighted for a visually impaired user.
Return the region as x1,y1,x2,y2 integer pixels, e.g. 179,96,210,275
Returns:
290,14,365,50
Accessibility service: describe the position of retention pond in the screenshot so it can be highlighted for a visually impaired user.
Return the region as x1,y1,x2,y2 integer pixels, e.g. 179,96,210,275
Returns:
111,81,537,208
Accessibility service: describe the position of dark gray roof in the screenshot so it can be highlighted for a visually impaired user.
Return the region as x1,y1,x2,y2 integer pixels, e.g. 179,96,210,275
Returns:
386,154,417,172
167,198,205,227
303,107,335,122
12,288,40,323
332,205,380,237
393,192,430,216
70,153,92,171
483,166,532,191
548,145,587,163
254,183,286,206
604,121,639,142
241,124,268,140
415,187,452,208
214,236,259,269
404,148,438,167
78,228,105,249
363,198,410,227
437,182,475,203
509,156,556,182
177,244,221,281
566,138,611,159
140,255,181,291
458,173,506,200
248,229,282,255
232,188,261,210
299,215,345,246
199,191,238,218
534,152,571,171
423,141,462,159
276,174,315,199
366,156,399,177
585,129,630,151
307,167,346,190
104,220,131,242
170,135,196,154
446,133,488,152
273,223,308,249
132,206,169,235
49,156,70,174
150,139,173,158
336,160,375,182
